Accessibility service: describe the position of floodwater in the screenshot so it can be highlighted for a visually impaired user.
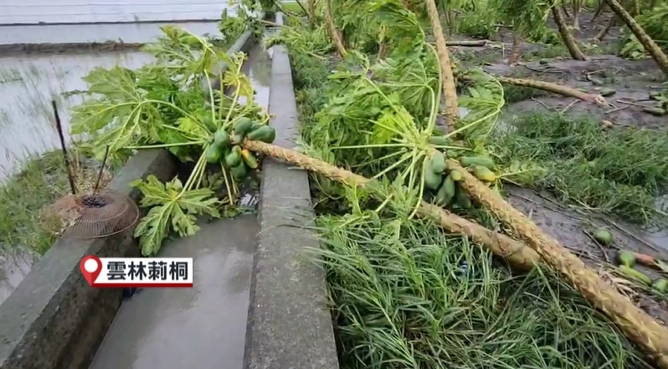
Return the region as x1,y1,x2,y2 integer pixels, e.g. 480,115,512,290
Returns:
88,215,259,369
0,51,154,181
0,21,222,182
0,250,36,304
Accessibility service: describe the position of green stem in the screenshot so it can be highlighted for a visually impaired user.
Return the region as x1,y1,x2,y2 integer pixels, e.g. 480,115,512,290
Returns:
182,152,208,193
426,43,442,134
333,143,409,150
204,72,217,127
126,141,206,150
372,153,413,180
222,61,244,127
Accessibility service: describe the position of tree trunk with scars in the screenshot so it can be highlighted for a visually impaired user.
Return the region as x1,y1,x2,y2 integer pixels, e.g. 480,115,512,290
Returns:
595,15,616,41
508,31,522,64
445,159,668,369
572,0,582,29
603,0,668,76
552,5,587,60
324,0,347,58
242,140,540,269
591,0,606,21
424,0,459,132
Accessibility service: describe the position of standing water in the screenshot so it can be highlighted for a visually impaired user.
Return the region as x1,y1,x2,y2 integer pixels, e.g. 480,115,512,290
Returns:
0,21,223,182
0,51,154,181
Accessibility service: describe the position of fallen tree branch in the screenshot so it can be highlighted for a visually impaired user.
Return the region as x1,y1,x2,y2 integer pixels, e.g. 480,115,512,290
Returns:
495,75,609,105
446,159,668,369
445,40,489,47
245,136,668,366
242,139,540,269
594,15,616,41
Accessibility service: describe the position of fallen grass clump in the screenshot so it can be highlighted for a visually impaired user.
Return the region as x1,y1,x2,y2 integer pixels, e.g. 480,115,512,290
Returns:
314,213,651,369
493,112,668,225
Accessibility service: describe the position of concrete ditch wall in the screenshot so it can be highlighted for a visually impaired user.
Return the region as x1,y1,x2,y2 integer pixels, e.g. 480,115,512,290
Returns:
0,30,254,369
244,13,340,369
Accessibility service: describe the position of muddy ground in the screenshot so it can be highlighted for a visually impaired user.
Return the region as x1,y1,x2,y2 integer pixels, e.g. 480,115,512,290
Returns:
448,11,668,324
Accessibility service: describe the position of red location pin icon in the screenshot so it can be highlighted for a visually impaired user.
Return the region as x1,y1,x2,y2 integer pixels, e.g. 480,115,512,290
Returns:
80,255,102,286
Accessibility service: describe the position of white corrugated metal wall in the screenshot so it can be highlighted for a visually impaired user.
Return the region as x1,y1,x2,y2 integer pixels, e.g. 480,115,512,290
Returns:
0,0,228,24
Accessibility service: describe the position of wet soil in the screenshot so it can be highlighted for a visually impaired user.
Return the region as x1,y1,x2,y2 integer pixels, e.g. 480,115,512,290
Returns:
506,185,668,325
448,10,668,324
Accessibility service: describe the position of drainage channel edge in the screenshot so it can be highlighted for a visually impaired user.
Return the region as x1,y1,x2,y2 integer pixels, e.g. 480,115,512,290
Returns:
243,12,339,369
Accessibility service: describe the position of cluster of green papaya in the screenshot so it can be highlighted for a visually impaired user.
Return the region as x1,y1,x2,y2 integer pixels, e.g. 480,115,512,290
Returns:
423,150,498,209
204,117,276,181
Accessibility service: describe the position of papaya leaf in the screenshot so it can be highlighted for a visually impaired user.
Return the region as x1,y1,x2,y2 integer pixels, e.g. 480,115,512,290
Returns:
131,175,221,256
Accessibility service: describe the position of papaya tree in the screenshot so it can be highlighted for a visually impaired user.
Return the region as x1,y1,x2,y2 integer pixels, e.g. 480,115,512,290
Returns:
604,0,668,75
552,0,587,59
496,0,586,61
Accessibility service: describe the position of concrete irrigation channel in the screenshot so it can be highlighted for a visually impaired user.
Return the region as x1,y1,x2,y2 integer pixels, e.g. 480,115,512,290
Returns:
0,15,339,369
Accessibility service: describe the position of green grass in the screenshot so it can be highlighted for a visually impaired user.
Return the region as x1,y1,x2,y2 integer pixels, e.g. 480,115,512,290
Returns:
0,151,71,255
493,112,668,225
314,214,651,369
0,146,112,255
280,1,307,15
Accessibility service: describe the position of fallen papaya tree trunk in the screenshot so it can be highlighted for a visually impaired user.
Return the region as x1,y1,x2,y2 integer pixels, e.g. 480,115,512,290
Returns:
495,76,608,105
425,0,459,132
445,159,668,369
324,0,347,58
242,139,540,269
244,138,668,367
603,0,668,76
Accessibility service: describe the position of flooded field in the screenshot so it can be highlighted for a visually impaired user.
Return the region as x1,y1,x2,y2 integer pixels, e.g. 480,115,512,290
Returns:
0,21,223,181
0,51,154,181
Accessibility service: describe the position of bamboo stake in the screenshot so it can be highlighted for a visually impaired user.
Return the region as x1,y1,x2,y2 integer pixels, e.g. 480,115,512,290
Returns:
446,159,668,369
242,140,540,269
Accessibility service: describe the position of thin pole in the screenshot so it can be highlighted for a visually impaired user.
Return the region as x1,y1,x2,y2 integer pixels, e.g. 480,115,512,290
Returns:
92,146,110,197
51,100,77,195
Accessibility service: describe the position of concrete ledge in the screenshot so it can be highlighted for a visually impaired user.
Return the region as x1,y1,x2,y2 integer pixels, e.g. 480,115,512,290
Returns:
243,13,340,369
0,30,257,369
